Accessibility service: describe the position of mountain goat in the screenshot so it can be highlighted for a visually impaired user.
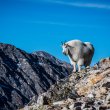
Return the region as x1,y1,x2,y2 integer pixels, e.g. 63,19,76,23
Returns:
62,40,94,72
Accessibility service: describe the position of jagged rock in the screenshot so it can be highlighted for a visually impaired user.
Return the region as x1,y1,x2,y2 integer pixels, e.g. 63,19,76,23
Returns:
0,43,72,110
74,106,81,110
61,107,68,110
102,82,110,88
106,94,110,103
74,102,82,107
69,103,74,110
23,58,110,110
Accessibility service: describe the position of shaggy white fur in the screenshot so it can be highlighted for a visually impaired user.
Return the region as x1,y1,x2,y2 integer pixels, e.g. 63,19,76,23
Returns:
62,40,94,72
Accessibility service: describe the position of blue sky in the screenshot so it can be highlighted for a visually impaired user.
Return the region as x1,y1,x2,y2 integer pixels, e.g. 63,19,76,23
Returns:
0,0,110,65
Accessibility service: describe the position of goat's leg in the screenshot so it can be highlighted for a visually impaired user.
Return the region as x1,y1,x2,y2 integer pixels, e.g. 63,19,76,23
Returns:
72,62,76,72
77,59,84,72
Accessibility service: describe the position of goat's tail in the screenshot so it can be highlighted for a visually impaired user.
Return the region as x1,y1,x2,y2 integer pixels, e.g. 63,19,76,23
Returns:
84,42,95,53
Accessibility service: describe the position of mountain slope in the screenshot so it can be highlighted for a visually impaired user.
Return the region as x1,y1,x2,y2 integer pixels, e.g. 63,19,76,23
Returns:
25,58,110,110
0,43,72,110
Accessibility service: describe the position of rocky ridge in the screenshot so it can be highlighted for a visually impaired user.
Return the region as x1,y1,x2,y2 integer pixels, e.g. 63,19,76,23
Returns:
0,43,72,110
24,58,110,110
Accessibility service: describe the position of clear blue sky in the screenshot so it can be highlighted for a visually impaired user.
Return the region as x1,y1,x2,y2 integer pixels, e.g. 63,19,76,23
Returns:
0,0,110,65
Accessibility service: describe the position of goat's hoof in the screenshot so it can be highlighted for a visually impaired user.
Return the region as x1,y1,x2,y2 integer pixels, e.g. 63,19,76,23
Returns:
72,70,76,73
78,70,81,73
86,66,90,69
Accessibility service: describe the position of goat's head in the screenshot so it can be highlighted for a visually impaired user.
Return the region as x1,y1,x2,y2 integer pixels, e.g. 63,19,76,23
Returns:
61,41,75,56
61,41,70,55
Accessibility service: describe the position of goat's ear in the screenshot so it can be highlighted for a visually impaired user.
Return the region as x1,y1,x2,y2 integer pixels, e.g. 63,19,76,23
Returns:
66,44,71,47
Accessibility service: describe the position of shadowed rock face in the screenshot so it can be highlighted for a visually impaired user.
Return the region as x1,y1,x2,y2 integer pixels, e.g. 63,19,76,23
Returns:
0,43,72,110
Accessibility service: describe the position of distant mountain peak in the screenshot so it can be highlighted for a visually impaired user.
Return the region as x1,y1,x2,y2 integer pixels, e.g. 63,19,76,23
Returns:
0,43,72,110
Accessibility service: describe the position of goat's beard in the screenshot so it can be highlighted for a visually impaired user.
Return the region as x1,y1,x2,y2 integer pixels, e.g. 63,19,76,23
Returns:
63,50,69,56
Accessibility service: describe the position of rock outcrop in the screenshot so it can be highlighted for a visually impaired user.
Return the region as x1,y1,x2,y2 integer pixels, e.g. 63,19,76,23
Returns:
0,43,72,110
25,58,110,110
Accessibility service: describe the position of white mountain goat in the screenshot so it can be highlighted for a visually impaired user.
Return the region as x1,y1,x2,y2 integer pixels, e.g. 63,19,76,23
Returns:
62,40,94,72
